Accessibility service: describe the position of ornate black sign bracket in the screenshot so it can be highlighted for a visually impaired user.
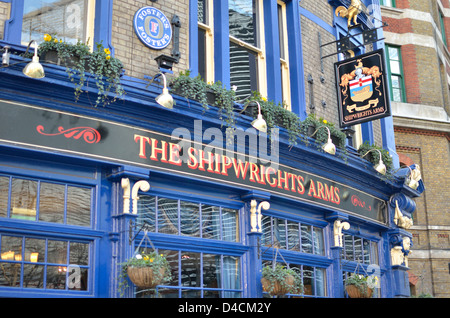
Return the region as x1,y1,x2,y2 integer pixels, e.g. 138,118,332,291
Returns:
320,23,387,61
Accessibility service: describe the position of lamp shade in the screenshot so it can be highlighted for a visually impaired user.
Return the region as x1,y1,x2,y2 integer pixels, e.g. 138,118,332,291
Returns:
374,160,386,175
250,101,267,133
322,138,336,155
23,55,45,79
361,149,387,175
156,87,173,109
310,126,336,155
251,114,267,133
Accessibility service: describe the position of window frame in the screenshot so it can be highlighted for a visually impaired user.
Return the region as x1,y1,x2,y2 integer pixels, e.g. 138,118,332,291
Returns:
439,8,447,47
134,191,246,298
261,215,325,256
277,0,291,109
260,211,329,298
3,0,113,52
197,0,215,82
380,0,396,7
191,0,304,113
20,0,96,48
136,194,241,242
0,175,94,227
0,233,92,292
343,233,379,265
385,45,406,103
0,155,102,298
228,0,267,100
137,248,243,298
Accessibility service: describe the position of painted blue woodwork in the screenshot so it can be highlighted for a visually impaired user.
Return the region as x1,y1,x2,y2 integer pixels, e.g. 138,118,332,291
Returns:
188,0,199,77
213,0,231,89
299,7,335,36
284,0,306,118
263,0,283,104
0,0,419,298
0,65,415,297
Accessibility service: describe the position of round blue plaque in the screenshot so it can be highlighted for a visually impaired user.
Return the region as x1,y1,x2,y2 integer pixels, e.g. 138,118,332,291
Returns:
134,7,172,50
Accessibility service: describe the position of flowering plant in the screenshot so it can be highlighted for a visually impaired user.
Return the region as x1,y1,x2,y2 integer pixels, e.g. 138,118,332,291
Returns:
118,251,171,297
39,34,90,65
300,113,347,149
85,42,124,106
38,34,124,107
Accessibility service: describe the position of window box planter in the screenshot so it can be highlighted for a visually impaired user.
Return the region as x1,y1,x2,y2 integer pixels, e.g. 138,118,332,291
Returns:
41,49,84,69
37,34,124,107
300,114,347,149
169,71,237,128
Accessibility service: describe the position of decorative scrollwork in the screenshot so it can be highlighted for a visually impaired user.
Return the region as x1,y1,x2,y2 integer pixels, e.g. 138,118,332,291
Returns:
36,125,101,144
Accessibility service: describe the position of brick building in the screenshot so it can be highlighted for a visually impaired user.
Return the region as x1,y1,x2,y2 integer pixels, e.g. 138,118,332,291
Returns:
0,0,423,299
381,0,450,298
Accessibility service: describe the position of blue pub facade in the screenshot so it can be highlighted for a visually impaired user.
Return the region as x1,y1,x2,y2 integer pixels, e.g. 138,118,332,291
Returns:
0,0,423,298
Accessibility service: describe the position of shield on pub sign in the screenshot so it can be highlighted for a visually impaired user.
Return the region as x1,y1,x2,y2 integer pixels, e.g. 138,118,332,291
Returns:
349,74,373,102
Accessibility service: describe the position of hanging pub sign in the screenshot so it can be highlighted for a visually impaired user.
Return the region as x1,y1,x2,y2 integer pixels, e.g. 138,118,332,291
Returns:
335,49,391,128
134,6,172,50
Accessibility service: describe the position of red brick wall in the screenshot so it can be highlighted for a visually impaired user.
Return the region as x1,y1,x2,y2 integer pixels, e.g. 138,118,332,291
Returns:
400,45,420,104
395,0,410,10
383,17,413,34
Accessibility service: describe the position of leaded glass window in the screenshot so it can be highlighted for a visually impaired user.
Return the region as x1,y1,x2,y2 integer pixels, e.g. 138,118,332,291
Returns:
137,195,240,242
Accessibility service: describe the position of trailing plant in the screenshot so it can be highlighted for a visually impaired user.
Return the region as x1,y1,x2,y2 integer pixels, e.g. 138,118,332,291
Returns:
169,70,210,109
300,113,346,149
38,34,124,107
86,42,125,106
358,141,393,173
209,80,237,129
261,264,303,296
39,34,91,66
169,71,237,128
246,92,302,146
118,251,171,297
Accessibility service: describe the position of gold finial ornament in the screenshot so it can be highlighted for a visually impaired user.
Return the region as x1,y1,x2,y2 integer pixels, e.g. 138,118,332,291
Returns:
335,0,362,28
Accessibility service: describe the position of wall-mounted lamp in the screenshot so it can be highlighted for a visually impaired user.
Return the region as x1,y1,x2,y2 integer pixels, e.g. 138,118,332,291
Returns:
22,40,45,79
1,40,45,79
2,45,10,66
309,126,336,155
361,149,386,175
250,101,267,133
146,72,173,109
154,54,177,72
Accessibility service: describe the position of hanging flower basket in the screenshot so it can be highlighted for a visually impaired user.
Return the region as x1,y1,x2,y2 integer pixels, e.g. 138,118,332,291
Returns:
261,273,296,296
345,284,373,298
261,264,303,296
345,274,374,298
118,251,171,297
127,266,166,289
